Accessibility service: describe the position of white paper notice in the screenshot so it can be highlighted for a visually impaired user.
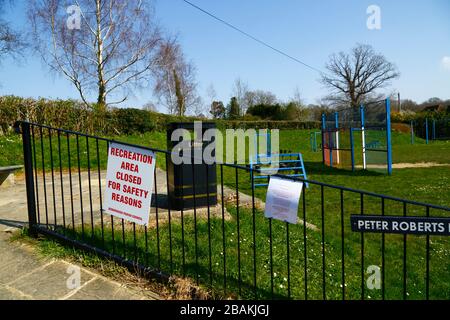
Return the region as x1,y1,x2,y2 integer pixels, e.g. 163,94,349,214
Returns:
104,142,156,226
264,176,303,224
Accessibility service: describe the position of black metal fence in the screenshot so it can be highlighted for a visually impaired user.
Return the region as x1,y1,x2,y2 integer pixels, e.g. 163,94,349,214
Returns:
16,121,450,300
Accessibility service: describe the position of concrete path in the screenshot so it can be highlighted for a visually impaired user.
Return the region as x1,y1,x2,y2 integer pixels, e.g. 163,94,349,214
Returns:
0,173,160,300
0,228,160,300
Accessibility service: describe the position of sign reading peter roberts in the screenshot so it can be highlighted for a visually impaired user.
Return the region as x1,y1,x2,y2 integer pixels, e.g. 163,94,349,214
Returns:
351,215,450,236
104,142,156,226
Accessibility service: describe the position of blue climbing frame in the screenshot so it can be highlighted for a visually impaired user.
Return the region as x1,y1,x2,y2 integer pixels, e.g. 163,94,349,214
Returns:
250,152,309,188
321,98,393,175
250,131,309,188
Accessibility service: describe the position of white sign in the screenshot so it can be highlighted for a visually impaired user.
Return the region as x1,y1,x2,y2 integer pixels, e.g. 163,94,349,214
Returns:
264,176,303,224
104,142,156,226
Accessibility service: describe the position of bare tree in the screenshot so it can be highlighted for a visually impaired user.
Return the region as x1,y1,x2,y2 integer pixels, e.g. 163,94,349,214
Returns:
289,86,304,108
321,44,400,108
232,77,249,115
28,0,162,116
205,83,217,103
244,89,277,108
286,87,308,120
193,97,210,118
152,38,200,116
0,0,25,64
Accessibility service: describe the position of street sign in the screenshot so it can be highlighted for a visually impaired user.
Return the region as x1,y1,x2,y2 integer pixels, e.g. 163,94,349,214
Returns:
351,215,450,236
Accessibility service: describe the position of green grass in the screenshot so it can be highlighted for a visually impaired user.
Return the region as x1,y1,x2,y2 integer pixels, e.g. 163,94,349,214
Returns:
1,128,449,300
24,199,450,300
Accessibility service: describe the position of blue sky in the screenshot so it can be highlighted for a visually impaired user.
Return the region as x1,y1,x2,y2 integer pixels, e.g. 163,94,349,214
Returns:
0,0,449,112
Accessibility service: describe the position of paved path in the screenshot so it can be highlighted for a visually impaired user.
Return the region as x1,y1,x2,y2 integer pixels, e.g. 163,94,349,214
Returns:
0,174,160,300
0,229,160,300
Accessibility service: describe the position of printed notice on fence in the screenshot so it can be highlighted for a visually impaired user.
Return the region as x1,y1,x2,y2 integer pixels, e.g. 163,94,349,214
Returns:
104,142,156,226
264,176,303,224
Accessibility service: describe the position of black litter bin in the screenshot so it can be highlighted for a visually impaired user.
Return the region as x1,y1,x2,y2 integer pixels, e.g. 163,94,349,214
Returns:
167,122,217,210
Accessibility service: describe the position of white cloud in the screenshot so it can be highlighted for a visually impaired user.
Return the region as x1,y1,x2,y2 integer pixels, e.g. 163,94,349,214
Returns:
442,56,450,71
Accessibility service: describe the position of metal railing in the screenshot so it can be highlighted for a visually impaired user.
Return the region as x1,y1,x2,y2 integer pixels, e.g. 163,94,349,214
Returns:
15,121,450,300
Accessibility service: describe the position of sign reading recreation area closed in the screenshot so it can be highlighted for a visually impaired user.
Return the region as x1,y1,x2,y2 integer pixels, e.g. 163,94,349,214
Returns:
104,142,156,226
351,215,450,236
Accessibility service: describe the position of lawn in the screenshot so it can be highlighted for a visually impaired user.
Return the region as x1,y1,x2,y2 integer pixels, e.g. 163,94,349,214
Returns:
2,127,449,300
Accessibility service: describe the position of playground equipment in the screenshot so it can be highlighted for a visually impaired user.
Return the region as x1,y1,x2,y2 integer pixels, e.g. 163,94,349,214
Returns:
249,131,308,188
321,98,393,175
310,131,321,152
410,118,450,144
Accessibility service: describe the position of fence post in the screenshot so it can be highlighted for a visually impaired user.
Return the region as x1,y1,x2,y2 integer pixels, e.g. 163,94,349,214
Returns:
410,121,414,145
350,128,355,171
425,118,429,144
432,120,436,141
19,122,38,237
360,104,366,170
321,113,326,165
386,98,393,175
335,112,340,165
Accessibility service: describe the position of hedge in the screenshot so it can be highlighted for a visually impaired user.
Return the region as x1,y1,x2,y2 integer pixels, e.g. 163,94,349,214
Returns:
0,95,197,136
0,95,322,136
391,111,450,123
215,120,321,130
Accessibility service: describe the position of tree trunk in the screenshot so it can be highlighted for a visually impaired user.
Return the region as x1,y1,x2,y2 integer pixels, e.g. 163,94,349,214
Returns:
95,0,106,131
173,69,184,116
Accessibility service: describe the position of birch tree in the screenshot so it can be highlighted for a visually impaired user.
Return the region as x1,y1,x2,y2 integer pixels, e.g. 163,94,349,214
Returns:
0,0,25,64
28,0,162,116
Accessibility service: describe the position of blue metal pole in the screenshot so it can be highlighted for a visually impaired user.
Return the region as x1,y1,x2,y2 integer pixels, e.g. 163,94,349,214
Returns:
432,120,436,141
350,128,355,171
334,112,339,167
386,98,392,175
335,112,339,129
425,118,429,144
410,120,414,145
321,114,326,165
329,129,333,168
360,104,366,170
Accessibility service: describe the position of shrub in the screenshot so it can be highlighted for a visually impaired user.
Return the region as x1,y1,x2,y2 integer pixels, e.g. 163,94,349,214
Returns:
110,108,156,134
0,95,200,136
215,120,320,130
246,103,284,120
0,95,321,137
